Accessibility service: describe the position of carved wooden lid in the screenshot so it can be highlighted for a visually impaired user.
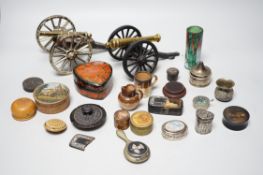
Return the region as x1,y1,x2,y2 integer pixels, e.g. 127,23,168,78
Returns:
163,82,186,99
70,104,106,130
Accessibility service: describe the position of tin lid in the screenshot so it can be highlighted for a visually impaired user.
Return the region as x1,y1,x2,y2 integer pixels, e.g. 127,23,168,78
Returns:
190,62,211,78
196,109,214,121
44,119,67,133
163,81,186,99
130,111,153,128
162,120,187,140
33,82,69,105
193,96,210,110
23,77,44,92
223,106,249,131
73,61,112,87
70,104,106,130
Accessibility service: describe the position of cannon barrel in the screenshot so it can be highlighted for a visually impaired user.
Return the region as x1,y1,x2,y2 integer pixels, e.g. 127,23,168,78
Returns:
105,34,161,49
38,31,90,37
38,31,68,36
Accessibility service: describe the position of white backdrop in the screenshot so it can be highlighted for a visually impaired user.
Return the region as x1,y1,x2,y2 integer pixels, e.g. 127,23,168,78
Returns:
0,0,263,175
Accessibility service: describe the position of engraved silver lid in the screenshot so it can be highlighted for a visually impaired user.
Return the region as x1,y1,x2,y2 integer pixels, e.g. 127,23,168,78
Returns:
161,120,187,140
196,109,214,121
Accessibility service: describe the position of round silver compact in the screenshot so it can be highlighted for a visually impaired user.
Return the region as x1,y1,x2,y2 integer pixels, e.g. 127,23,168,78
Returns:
193,95,210,110
161,120,188,140
116,130,150,163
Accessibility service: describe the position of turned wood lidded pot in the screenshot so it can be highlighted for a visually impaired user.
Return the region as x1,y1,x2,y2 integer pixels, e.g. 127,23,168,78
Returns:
163,81,186,99
73,61,113,100
118,84,143,111
189,62,211,87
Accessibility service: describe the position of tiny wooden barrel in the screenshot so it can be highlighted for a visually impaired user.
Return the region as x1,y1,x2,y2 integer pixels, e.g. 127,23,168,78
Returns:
114,109,130,130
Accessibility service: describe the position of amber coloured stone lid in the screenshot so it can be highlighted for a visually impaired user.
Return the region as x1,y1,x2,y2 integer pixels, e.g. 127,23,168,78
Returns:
190,62,211,78
73,61,112,86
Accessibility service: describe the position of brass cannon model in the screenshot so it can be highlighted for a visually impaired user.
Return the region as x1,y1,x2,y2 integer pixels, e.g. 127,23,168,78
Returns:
36,15,179,78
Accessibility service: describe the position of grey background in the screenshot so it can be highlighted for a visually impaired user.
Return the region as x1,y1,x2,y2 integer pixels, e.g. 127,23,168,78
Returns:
0,0,263,174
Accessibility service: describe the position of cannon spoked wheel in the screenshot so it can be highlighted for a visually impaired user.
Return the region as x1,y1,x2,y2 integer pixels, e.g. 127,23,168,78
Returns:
36,15,76,52
108,25,142,61
49,34,92,75
123,40,158,79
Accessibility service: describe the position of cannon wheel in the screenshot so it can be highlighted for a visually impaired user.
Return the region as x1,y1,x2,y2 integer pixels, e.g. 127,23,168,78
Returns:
123,40,158,79
36,15,76,52
49,34,92,75
108,25,141,61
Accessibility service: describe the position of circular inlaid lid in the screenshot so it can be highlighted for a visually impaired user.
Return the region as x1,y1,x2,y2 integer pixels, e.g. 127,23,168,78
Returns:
125,141,150,163
23,77,44,92
33,82,69,104
163,81,186,99
193,96,210,109
130,111,153,128
190,62,211,78
11,97,37,121
162,120,187,140
223,106,249,131
70,104,106,130
196,109,214,121
44,119,67,133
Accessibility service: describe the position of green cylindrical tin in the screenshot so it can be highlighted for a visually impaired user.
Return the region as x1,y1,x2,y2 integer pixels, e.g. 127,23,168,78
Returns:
185,26,203,69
